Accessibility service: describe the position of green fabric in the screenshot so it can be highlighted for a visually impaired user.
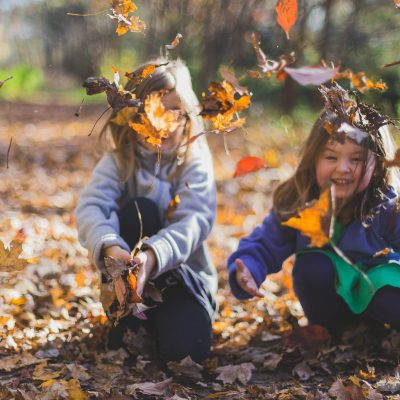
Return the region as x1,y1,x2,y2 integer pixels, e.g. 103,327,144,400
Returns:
297,221,400,314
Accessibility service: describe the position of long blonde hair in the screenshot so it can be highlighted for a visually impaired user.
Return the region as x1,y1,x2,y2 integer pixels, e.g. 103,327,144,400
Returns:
100,58,204,181
273,111,400,222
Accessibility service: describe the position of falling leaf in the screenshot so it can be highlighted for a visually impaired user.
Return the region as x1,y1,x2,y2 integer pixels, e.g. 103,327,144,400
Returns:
0,75,13,88
165,194,181,221
215,363,255,385
129,91,180,147
125,62,168,86
335,69,387,93
233,156,266,178
285,66,337,86
82,76,140,113
125,378,173,397
282,189,331,247
165,33,183,50
275,0,298,39
250,33,296,78
108,0,146,36
0,239,28,273
395,0,400,8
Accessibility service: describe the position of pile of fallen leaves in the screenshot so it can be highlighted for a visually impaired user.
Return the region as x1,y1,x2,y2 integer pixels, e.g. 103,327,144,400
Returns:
1,103,400,399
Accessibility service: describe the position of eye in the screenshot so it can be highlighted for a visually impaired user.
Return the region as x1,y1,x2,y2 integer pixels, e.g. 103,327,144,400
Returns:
351,158,362,163
325,156,337,160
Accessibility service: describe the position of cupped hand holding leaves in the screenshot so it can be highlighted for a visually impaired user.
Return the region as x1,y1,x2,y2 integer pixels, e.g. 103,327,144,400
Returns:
235,259,263,298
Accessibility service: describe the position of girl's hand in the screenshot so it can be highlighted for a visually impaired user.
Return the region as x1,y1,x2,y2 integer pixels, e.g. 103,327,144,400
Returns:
132,249,157,297
235,259,263,298
103,245,132,263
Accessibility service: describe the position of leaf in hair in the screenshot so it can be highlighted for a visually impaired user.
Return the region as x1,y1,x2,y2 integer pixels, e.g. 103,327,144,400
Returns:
125,63,168,86
110,107,137,126
384,149,400,168
337,122,368,144
282,189,330,247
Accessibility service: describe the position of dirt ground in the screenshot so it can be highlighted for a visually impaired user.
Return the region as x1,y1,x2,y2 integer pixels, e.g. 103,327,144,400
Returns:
1,102,400,399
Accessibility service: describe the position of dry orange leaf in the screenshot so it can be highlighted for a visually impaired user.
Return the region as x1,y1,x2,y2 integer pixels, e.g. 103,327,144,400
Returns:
0,239,28,273
108,0,146,36
110,107,137,126
282,189,330,247
275,0,298,40
233,156,266,178
129,91,179,146
335,69,387,93
125,63,167,86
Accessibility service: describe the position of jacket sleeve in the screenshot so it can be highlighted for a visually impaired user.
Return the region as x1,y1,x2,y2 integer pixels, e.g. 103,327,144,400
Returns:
227,210,297,299
74,153,130,271
143,139,216,278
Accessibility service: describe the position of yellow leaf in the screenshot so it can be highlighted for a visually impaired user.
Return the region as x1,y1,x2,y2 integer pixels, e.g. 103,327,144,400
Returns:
282,189,330,247
0,239,28,273
110,107,137,126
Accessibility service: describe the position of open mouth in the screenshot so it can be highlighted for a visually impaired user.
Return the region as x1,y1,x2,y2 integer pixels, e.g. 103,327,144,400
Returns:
331,178,353,186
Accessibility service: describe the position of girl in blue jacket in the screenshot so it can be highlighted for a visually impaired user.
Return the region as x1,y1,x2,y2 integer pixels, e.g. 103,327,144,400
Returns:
75,59,217,361
228,84,400,333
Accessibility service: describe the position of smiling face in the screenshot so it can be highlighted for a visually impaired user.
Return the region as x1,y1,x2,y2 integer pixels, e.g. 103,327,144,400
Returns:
316,138,376,199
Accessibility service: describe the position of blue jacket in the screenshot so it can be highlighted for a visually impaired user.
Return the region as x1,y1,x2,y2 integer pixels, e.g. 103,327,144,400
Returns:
228,190,400,299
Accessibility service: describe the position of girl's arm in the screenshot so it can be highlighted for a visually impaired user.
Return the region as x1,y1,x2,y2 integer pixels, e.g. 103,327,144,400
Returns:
75,153,130,271
228,210,296,299
143,139,216,278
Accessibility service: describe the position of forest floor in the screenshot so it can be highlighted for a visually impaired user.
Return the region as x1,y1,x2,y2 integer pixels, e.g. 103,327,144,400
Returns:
1,102,400,399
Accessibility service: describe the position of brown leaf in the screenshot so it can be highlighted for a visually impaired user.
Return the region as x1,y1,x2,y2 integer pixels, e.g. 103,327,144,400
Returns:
167,356,204,380
165,33,183,50
275,0,298,39
125,377,173,397
215,363,255,385
233,156,266,178
125,62,168,86
0,239,28,273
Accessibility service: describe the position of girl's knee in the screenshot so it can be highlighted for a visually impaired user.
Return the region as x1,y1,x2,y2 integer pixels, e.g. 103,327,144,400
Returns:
293,252,335,288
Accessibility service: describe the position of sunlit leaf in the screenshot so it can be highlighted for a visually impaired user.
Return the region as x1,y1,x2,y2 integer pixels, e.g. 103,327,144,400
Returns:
108,0,146,36
282,189,331,247
110,107,137,126
233,156,266,178
125,62,168,86
335,69,387,93
275,0,298,39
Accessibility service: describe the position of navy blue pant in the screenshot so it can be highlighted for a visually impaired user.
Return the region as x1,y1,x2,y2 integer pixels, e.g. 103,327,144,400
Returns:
293,253,400,334
107,198,212,363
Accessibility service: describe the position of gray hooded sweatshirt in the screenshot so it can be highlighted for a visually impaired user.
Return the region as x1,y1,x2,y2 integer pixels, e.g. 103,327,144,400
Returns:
74,136,218,309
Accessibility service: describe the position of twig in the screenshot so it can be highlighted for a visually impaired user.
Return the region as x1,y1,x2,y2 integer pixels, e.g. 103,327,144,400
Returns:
6,137,12,169
88,106,111,136
383,60,400,68
133,200,143,241
66,10,108,17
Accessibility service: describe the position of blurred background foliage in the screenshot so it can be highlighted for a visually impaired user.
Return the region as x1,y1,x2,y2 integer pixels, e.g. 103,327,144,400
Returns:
0,0,399,119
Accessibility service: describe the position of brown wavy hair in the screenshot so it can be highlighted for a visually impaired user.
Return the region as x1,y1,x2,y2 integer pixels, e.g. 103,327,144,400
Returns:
273,111,400,223
99,58,204,182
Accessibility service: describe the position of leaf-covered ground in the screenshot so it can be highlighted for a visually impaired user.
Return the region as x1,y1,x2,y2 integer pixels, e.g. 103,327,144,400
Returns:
1,103,400,399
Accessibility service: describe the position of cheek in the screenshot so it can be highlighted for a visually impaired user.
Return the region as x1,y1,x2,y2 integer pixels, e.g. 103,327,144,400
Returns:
315,160,331,186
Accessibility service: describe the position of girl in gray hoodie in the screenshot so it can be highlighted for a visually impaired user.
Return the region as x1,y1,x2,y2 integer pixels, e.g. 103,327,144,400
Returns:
75,59,217,362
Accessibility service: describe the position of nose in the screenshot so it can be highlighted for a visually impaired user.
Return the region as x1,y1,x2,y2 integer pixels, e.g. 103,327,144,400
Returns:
336,159,352,173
